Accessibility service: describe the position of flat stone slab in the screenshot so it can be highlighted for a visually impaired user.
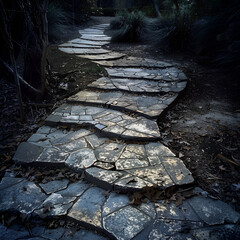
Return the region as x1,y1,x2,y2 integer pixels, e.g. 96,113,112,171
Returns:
59,42,101,48
68,90,178,119
93,57,173,68
80,34,111,41
0,177,47,214
45,104,160,140
1,176,239,240
76,52,126,61
69,38,109,46
13,126,195,191
79,28,105,34
106,67,187,81
88,77,187,93
59,47,110,55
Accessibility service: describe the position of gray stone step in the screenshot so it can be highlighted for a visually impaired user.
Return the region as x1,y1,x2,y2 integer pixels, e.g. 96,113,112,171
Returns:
106,67,187,81
93,57,173,68
79,28,105,34
1,176,239,240
59,47,110,55
88,77,187,94
13,126,194,191
76,52,126,61
45,104,161,140
68,90,178,119
59,43,101,49
69,38,109,46
80,34,111,41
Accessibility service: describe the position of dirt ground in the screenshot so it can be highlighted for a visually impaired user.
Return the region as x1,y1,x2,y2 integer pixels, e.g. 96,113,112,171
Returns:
0,17,239,213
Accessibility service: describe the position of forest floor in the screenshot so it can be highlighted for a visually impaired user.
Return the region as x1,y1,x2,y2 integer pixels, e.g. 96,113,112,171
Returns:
0,16,240,214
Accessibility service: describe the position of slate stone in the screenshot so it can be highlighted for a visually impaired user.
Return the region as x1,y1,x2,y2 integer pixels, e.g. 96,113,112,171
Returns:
115,158,149,170
106,67,187,82
36,126,52,134
155,201,201,222
66,149,97,170
0,224,30,240
68,90,176,119
79,34,111,41
94,142,124,163
85,134,107,148
0,177,24,191
127,166,174,188
187,196,240,225
59,42,101,48
145,142,175,157
69,38,109,46
148,219,199,240
93,57,173,68
0,178,46,214
39,179,69,194
37,147,69,164
38,227,65,240
114,175,153,192
192,225,240,240
59,47,110,55
94,161,115,170
62,229,108,240
137,201,156,219
57,181,90,197
57,138,88,152
13,142,43,164
102,192,130,217
160,157,194,185
76,52,125,61
68,187,106,227
103,206,151,240
85,167,123,190
36,193,75,216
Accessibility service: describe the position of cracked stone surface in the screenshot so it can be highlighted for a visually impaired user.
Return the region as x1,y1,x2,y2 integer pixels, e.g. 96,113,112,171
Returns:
93,57,173,68
76,52,126,61
1,176,239,240
88,77,187,93
4,23,240,240
69,38,110,46
68,90,178,119
13,126,194,191
59,42,102,48
59,47,110,55
45,104,161,140
106,67,187,81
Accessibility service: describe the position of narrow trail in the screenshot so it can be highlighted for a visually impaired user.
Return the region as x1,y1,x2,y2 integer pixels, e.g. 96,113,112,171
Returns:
1,23,240,240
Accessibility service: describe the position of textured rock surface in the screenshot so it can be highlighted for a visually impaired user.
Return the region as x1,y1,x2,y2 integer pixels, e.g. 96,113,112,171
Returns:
1,177,239,240
4,23,239,240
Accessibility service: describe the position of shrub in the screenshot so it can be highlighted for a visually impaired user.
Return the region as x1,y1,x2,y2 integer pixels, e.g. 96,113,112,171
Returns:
110,11,149,42
47,2,70,42
192,4,240,67
146,11,192,50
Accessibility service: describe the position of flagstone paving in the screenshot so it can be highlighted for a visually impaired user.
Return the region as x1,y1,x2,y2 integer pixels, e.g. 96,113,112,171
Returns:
88,77,187,93
68,90,178,119
93,57,173,68
77,52,126,61
0,176,239,240
1,23,240,240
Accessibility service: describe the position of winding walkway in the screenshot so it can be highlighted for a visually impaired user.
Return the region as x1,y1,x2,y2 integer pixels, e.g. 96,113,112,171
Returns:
1,23,240,240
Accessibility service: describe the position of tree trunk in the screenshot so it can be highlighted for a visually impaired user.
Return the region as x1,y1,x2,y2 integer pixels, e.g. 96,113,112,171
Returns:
0,0,25,120
151,0,162,18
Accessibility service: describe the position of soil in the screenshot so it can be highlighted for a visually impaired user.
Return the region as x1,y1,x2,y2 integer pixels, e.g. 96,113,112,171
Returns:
1,16,239,213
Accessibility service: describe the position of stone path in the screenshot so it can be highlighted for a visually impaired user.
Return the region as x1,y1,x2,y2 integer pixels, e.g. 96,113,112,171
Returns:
1,23,240,240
